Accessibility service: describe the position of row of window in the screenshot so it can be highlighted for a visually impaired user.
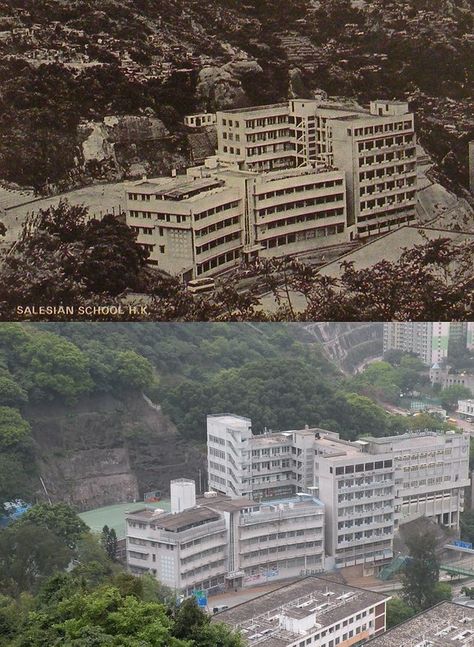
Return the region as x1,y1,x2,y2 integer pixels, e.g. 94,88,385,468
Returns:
257,179,344,201
259,202,344,222
196,231,241,255
196,248,241,275
359,164,416,181
242,541,323,561
334,461,393,476
353,120,413,136
357,134,414,152
360,178,416,196
244,115,288,129
360,148,416,166
357,211,415,228
261,224,345,249
360,192,416,212
194,200,240,221
195,216,240,238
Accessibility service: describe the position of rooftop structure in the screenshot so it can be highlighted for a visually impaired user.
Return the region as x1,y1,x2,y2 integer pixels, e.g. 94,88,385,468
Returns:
213,576,389,647
365,601,474,647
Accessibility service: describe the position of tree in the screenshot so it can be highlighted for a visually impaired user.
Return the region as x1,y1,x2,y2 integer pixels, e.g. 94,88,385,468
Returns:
0,202,149,319
0,373,27,407
101,526,118,562
462,586,474,599
440,384,472,411
460,510,474,544
113,351,154,391
17,503,88,549
18,332,93,402
432,581,452,604
386,597,415,629
401,528,441,611
0,407,31,451
0,523,72,596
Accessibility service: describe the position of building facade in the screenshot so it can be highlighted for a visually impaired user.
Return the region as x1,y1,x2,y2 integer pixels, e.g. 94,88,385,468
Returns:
207,415,470,573
362,432,470,529
126,97,419,278
383,322,452,366
216,98,417,239
458,399,474,420
214,576,389,647
313,435,395,571
126,478,325,595
125,163,347,279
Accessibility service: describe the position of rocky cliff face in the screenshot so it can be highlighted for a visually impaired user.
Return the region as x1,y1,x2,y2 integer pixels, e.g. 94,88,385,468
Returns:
77,114,186,182
28,392,206,511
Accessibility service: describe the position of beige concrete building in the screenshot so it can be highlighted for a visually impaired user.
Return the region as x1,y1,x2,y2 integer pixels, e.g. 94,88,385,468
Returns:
329,101,417,239
207,415,470,574
216,98,417,239
126,162,347,279
184,112,217,128
314,435,396,572
458,399,474,420
125,175,243,279
216,103,293,172
363,432,470,529
126,478,325,595
214,576,389,647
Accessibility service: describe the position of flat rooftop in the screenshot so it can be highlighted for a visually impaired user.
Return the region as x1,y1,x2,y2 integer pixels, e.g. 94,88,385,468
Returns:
363,430,465,444
196,494,255,513
126,505,220,532
218,103,288,114
365,601,474,646
213,576,389,647
314,436,363,459
208,414,252,427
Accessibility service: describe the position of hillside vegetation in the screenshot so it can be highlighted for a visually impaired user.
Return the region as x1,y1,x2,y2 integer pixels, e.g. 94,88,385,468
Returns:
0,0,472,191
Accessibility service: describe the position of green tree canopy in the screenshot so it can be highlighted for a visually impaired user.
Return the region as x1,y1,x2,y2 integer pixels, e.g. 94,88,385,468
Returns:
17,503,88,549
386,597,415,629
0,523,72,597
402,528,442,611
440,384,472,411
0,407,31,451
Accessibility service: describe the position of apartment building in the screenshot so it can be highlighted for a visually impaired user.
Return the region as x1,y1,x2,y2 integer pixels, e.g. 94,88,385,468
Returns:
126,478,325,595
362,432,470,529
216,98,417,239
383,322,452,366
216,103,293,172
365,601,474,647
214,577,389,647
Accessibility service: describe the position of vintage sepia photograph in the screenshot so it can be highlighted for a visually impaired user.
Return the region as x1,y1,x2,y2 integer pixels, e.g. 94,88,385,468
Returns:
1,320,474,645
0,0,472,321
